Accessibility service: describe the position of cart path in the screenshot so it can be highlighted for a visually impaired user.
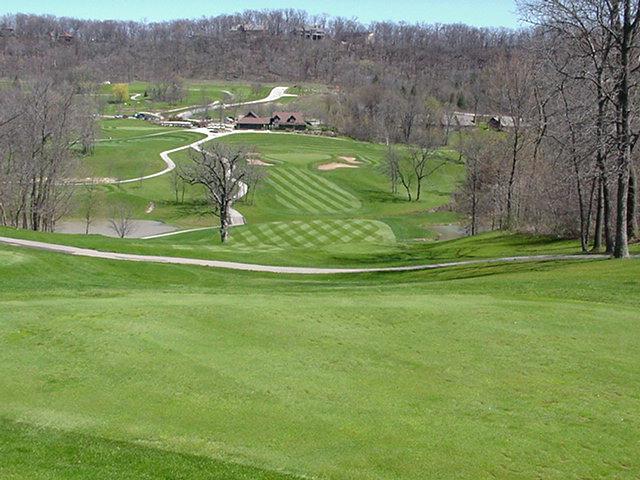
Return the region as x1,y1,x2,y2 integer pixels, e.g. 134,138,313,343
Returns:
165,86,296,118
0,236,627,275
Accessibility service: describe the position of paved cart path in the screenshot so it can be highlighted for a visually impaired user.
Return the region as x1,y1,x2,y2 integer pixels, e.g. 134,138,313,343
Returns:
0,236,626,275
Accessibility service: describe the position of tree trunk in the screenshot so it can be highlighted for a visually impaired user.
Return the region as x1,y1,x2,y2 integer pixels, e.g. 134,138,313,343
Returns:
592,177,604,252
628,165,638,240
471,182,477,236
615,168,630,258
219,202,230,243
603,178,614,253
505,131,520,229
613,5,632,259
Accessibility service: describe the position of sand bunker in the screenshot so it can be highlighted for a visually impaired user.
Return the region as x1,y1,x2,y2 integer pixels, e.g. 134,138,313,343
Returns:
318,162,359,171
339,156,361,164
248,158,274,166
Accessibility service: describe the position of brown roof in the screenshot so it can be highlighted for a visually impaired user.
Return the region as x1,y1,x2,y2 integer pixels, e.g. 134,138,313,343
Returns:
237,113,270,125
272,112,306,126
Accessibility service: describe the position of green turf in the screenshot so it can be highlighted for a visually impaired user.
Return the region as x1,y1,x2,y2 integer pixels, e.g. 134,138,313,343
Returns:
81,119,204,179
72,125,466,265
0,240,639,479
99,81,274,116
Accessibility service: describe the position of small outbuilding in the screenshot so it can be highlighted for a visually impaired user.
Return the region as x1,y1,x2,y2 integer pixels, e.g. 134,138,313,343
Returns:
489,116,516,131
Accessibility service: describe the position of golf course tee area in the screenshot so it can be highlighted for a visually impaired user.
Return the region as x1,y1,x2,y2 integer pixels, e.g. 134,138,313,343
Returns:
0,237,639,479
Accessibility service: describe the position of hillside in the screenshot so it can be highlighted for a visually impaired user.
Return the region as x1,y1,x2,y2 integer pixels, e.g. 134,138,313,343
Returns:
1,241,639,479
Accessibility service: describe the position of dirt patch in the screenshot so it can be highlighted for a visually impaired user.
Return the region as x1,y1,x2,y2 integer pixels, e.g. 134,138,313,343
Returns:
318,162,359,171
248,158,274,166
339,156,361,164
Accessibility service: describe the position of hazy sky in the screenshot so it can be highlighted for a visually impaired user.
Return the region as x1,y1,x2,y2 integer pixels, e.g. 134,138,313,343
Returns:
0,1,521,28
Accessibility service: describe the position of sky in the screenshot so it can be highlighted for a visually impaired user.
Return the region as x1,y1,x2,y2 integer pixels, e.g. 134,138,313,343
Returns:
0,1,521,28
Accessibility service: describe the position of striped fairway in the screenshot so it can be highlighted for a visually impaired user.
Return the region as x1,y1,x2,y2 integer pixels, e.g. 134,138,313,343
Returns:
229,219,395,250
267,167,361,213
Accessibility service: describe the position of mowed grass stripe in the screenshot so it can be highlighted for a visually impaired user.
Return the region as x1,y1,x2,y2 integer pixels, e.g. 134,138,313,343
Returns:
268,171,341,213
308,171,362,208
230,220,396,248
282,168,359,207
274,169,354,213
267,173,327,213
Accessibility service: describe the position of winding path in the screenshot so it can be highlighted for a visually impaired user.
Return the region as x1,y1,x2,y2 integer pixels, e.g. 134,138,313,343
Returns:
0,235,625,275
166,86,296,119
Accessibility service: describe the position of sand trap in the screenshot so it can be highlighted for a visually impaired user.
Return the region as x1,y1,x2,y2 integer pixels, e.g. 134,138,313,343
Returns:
318,162,359,171
248,158,274,166
339,156,361,164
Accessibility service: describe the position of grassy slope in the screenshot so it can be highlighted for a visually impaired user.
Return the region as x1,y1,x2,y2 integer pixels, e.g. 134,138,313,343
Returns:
83,119,204,179
99,81,273,116
0,244,639,479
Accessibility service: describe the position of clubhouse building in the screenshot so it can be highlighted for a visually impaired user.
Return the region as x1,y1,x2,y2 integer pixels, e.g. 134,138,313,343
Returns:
236,111,308,131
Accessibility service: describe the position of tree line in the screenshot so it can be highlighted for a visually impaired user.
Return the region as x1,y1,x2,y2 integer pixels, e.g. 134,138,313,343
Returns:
452,0,639,258
0,78,95,231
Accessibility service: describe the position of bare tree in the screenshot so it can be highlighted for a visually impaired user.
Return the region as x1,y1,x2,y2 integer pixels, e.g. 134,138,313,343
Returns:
519,0,640,257
180,143,249,243
410,129,447,202
0,77,93,232
383,146,400,194
80,180,100,235
489,53,537,228
169,169,187,204
108,202,136,238
454,129,504,235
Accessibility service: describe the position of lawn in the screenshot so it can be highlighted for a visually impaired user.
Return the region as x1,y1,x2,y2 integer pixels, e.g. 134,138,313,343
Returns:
99,80,274,116
73,127,466,264
215,133,463,229
0,240,639,479
81,119,204,180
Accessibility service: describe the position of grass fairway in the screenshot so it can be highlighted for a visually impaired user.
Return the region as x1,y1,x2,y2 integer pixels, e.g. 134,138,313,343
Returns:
73,126,464,264
99,81,273,116
0,240,639,479
83,119,204,179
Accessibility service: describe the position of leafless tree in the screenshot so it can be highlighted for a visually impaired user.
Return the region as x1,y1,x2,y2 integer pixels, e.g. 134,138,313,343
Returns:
108,202,136,238
0,77,94,232
519,0,640,257
454,130,505,235
180,142,249,243
488,53,537,228
80,180,100,235
169,169,187,204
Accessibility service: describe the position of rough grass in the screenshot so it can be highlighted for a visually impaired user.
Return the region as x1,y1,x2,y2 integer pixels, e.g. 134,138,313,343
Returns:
0,242,639,479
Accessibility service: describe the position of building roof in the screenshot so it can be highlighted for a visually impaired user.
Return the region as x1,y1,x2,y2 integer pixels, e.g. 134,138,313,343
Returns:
490,115,516,128
237,113,270,125
272,112,306,126
230,23,266,33
442,112,477,128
